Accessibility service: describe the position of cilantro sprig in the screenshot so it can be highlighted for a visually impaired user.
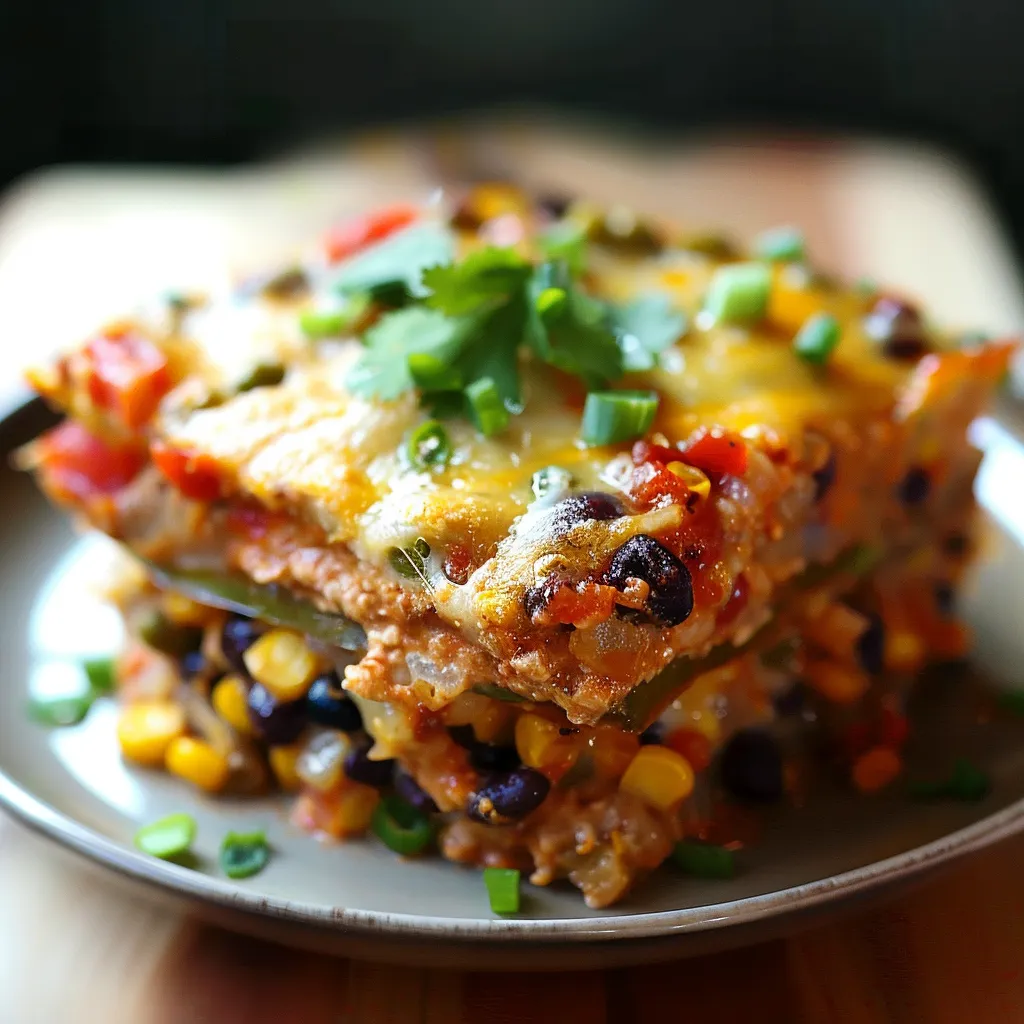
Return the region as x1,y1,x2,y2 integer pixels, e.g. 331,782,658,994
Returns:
340,225,685,439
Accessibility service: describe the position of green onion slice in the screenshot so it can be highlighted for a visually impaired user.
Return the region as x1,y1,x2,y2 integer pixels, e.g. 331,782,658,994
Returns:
408,353,463,393
580,390,658,446
28,693,94,727
670,840,736,879
83,656,116,694
135,813,197,861
371,795,434,856
465,377,509,437
704,262,772,324
219,830,270,879
483,867,521,914
407,420,452,470
754,226,805,263
908,758,991,802
793,312,841,365
299,293,371,339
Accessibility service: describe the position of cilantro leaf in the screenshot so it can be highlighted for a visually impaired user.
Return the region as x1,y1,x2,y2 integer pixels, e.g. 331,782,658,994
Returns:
454,293,525,405
611,293,687,372
332,223,455,299
422,247,531,316
346,307,468,400
526,263,622,387
538,221,588,275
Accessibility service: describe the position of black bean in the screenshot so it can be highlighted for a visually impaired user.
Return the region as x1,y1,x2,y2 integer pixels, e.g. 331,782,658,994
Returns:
864,296,930,361
537,193,573,219
552,492,625,531
344,741,396,788
639,723,664,745
934,582,955,616
523,578,562,622
246,683,306,747
604,535,694,627
719,729,784,802
447,725,520,772
772,682,808,717
856,615,886,674
221,616,263,676
469,744,521,773
306,673,363,732
467,768,551,825
179,649,206,679
394,770,438,813
898,467,931,506
812,451,837,501
943,533,969,557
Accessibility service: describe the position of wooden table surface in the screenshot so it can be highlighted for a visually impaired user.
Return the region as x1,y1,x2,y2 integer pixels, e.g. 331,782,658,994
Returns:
1,119,1023,1023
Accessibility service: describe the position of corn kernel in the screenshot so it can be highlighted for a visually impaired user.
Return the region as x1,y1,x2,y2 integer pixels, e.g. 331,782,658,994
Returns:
885,630,926,674
162,592,212,627
666,462,711,500
211,675,252,734
335,783,380,836
243,629,319,701
268,744,302,791
165,736,230,792
852,746,902,793
620,746,695,810
804,659,870,704
117,701,186,766
515,714,562,768
589,726,640,779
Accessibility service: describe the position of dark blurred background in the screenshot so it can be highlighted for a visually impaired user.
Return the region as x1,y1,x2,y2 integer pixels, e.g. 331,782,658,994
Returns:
4,0,1024,250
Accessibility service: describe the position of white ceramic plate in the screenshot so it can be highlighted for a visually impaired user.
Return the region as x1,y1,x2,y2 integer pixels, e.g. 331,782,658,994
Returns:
3,399,1024,969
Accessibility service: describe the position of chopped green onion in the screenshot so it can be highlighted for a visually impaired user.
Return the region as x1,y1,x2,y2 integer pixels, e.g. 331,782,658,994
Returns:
531,465,574,501
388,538,431,581
137,610,203,658
704,262,772,324
670,840,736,879
909,758,991,802
947,758,991,800
408,353,463,392
483,867,521,914
135,813,197,861
997,690,1024,717
465,377,509,436
83,657,116,695
28,693,94,727
580,390,659,446
407,420,452,470
299,294,371,338
754,226,805,263
371,795,434,856
237,362,286,392
793,313,841,365
219,830,270,879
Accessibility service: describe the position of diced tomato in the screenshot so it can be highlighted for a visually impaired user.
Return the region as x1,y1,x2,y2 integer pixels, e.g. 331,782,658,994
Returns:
323,203,419,263
536,581,618,628
83,332,171,430
150,440,224,501
442,543,474,586
878,705,910,749
678,428,748,477
663,728,713,773
36,421,146,500
623,459,692,508
631,440,681,466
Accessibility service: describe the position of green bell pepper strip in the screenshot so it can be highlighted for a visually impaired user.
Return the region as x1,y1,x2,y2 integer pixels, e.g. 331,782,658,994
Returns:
142,560,366,651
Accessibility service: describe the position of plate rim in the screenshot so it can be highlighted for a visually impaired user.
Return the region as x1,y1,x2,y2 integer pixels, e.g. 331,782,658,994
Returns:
4,396,1024,944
